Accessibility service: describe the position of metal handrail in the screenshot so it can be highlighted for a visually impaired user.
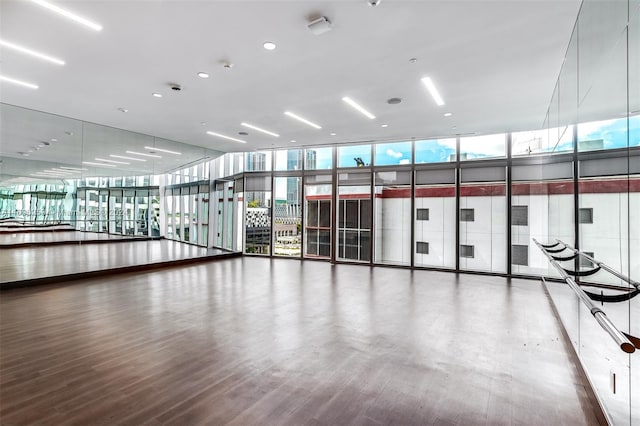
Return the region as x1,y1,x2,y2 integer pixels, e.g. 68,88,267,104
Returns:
533,239,635,354
555,239,640,290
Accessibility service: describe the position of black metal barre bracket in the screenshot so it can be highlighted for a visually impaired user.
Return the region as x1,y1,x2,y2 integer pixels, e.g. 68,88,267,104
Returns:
533,238,636,354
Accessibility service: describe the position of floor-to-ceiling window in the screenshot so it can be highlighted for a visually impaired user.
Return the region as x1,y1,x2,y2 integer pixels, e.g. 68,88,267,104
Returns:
459,134,507,273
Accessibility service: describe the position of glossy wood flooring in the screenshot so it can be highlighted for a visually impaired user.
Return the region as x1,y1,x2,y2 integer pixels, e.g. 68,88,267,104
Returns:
0,231,151,247
0,240,231,285
0,258,602,425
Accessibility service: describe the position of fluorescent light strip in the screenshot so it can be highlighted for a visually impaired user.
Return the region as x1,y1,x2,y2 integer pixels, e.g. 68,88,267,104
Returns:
59,166,88,171
30,0,103,31
126,150,162,158
341,97,376,119
95,157,130,165
48,168,75,174
110,154,146,162
0,39,65,65
31,173,65,178
206,131,246,144
240,122,279,137
421,77,445,106
143,146,182,155
284,111,322,129
0,75,38,89
37,171,68,175
82,161,116,167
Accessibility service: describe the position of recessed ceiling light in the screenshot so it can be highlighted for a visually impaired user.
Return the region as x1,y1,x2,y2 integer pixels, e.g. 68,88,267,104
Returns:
29,0,103,31
241,122,279,137
330,132,337,136
206,131,247,143
342,97,376,120
284,111,322,129
290,140,296,143
143,146,181,155
444,112,453,117
0,39,65,65
110,154,146,162
238,131,249,136
82,161,116,167
0,75,38,89
197,72,210,78
117,107,128,113
421,76,445,106
409,58,417,63
65,131,73,136
50,138,57,142
381,124,388,128
95,157,130,165
126,150,162,158
152,93,162,98
387,97,402,105
263,41,276,50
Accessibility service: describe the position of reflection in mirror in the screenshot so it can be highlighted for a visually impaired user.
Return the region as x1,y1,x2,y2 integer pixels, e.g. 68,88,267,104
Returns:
0,104,223,240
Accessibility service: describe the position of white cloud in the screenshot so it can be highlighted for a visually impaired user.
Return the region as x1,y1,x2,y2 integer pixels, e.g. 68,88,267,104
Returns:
399,159,410,165
386,149,403,159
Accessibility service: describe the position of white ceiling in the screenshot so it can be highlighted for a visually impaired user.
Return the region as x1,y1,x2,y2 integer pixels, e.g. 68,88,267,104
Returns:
1,0,582,158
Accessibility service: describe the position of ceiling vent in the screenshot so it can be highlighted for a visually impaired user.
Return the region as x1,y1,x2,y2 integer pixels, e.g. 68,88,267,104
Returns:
307,16,332,35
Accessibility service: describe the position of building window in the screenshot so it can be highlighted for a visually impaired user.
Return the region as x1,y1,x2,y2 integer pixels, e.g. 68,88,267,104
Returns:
580,251,595,268
416,241,429,254
460,245,474,258
338,198,371,261
416,208,430,221
579,208,593,224
511,244,528,266
460,208,475,222
511,206,528,226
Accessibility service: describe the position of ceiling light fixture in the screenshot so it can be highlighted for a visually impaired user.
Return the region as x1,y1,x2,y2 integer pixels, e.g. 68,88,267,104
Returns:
143,146,181,155
206,131,246,144
0,39,65,65
0,75,38,89
117,107,128,113
50,138,57,142
110,154,146,162
342,96,376,119
444,112,453,117
240,122,279,137
95,157,130,164
59,166,88,171
284,111,321,129
290,140,296,143
421,77,445,106
330,133,337,136
381,124,388,128
152,93,162,98
47,169,75,174
83,161,116,167
263,41,276,50
30,0,103,31
197,72,209,78
126,150,162,158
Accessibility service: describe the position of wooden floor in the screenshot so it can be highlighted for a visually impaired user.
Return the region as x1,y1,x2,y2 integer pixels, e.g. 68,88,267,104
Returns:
0,240,231,285
0,231,150,247
0,258,602,425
